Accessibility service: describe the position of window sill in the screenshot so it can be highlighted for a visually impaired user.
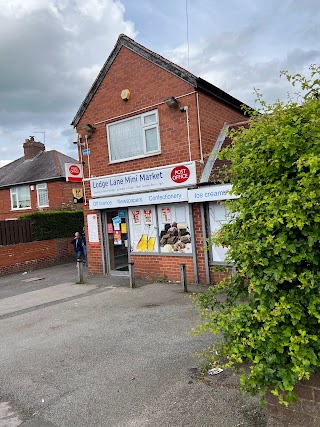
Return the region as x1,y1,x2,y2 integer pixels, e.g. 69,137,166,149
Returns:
109,151,161,165
210,261,234,266
11,207,32,211
131,252,193,257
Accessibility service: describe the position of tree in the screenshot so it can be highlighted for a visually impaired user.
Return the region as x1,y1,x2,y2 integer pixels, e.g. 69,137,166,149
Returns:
194,65,320,406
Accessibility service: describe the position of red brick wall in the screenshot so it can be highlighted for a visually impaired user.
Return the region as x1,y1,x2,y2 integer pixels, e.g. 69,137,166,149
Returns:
76,47,203,181
193,203,207,284
84,208,104,274
48,181,83,211
77,49,246,184
77,45,246,283
131,254,194,282
197,91,245,158
209,265,233,284
266,373,320,426
0,181,83,220
0,237,74,276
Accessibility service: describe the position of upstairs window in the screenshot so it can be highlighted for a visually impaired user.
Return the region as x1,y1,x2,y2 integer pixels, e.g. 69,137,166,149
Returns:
10,185,31,210
37,183,49,207
107,110,160,163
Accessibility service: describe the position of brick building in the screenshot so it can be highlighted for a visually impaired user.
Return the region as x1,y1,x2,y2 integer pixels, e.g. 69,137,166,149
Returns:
0,136,83,220
71,34,248,283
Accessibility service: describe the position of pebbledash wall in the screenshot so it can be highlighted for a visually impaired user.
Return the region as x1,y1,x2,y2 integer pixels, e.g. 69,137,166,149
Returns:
72,35,246,284
0,238,74,277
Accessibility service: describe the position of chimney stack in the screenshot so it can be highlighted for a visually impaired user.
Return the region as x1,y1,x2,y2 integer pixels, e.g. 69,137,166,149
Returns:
23,136,45,160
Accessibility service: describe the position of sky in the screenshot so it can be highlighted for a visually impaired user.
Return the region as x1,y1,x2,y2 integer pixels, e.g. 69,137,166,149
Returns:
0,0,319,167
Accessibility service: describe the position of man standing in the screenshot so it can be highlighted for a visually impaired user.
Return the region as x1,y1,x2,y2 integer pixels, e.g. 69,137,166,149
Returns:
71,232,84,261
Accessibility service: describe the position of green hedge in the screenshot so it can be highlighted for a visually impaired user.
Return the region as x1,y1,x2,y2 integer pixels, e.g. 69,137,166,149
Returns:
20,210,84,241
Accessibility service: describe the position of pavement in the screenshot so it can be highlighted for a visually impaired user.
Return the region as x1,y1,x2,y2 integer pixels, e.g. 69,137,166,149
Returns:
0,262,282,427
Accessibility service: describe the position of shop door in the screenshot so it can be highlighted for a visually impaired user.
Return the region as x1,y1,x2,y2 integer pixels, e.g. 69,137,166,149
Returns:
106,209,129,272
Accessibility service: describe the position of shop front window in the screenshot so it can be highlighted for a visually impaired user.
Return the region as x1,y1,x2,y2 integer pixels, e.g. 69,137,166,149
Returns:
129,203,192,255
129,206,158,253
157,204,192,254
209,202,232,263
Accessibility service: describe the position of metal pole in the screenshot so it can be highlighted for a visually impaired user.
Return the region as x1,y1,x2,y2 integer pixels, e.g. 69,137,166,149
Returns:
129,262,135,288
180,264,187,292
77,259,84,284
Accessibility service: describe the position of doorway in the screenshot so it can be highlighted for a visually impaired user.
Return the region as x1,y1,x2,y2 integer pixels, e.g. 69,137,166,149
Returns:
106,209,129,273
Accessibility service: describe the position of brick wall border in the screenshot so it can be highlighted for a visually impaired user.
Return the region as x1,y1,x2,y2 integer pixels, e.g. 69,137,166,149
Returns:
266,373,320,426
0,237,74,276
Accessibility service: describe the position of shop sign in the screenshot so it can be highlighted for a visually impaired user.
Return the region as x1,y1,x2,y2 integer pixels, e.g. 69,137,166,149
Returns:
88,162,196,198
188,184,239,202
65,163,83,182
89,188,188,210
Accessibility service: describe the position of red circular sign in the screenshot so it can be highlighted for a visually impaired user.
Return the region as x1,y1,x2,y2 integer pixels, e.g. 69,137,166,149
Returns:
170,165,190,184
69,165,80,175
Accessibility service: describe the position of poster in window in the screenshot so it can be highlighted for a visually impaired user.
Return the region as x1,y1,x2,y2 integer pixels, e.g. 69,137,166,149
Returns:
144,209,153,224
129,207,158,253
132,210,140,225
161,208,171,223
158,204,192,254
87,214,99,243
107,223,113,234
114,230,122,245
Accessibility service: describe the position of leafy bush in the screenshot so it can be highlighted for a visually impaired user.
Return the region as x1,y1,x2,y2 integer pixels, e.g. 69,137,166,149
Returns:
194,65,320,406
20,210,84,241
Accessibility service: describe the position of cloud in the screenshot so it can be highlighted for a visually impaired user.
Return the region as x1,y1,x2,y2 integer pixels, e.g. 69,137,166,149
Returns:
0,0,319,163
0,0,136,161
162,1,320,108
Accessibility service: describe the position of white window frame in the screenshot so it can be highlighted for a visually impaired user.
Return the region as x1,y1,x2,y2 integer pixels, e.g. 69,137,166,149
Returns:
208,201,234,264
107,109,161,164
36,183,49,207
10,185,31,210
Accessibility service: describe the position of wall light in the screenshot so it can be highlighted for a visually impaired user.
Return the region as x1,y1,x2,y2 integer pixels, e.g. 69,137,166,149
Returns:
163,96,179,109
82,124,96,133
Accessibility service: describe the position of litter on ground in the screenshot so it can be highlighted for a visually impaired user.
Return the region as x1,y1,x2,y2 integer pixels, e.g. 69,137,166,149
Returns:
208,367,223,376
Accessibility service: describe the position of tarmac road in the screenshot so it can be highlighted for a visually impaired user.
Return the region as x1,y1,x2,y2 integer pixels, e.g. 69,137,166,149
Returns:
0,263,279,427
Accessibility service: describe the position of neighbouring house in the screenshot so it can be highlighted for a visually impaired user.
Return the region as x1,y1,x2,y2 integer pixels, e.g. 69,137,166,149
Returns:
0,136,83,220
71,33,250,284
